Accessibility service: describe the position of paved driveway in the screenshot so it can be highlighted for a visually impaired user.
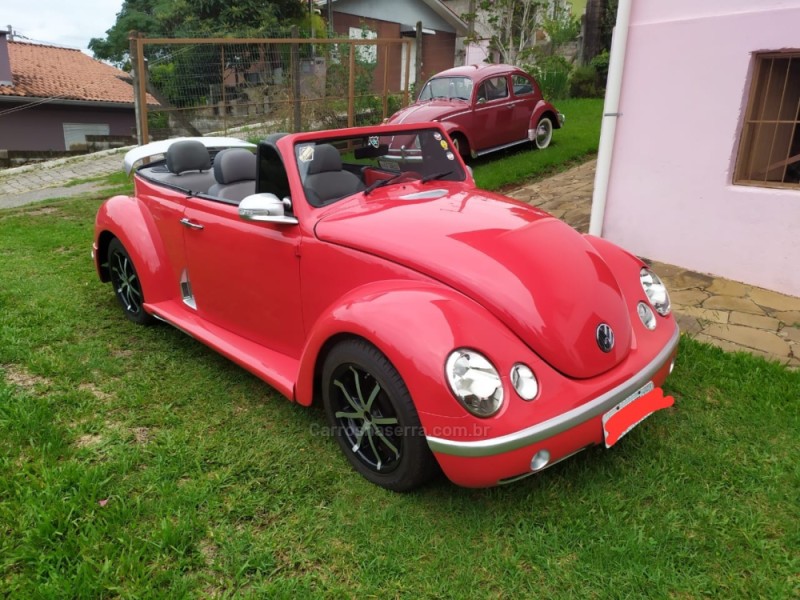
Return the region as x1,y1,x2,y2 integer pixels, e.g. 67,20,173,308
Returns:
0,147,126,209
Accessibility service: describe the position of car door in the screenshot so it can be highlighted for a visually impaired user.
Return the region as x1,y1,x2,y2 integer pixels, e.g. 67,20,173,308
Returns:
510,73,539,142
472,75,516,150
138,182,189,291
180,197,305,358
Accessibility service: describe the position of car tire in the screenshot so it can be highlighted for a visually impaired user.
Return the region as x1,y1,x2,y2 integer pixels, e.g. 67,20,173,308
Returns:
534,116,553,150
322,339,438,492
107,238,153,325
451,134,470,161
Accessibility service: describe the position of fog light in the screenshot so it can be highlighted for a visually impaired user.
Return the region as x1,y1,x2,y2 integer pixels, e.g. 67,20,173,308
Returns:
531,449,550,471
637,301,656,330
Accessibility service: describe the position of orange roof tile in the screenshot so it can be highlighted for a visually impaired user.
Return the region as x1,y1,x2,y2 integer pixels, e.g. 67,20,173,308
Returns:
0,41,156,105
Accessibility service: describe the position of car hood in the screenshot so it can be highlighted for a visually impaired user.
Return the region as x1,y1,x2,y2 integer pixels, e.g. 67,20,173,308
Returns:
314,188,632,379
386,100,466,125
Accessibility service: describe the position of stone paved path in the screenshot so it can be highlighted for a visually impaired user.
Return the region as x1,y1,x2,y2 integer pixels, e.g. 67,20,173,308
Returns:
0,147,128,207
1,151,798,368
509,160,800,369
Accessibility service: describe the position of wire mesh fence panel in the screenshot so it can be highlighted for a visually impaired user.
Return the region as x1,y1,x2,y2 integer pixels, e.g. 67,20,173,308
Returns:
131,34,414,142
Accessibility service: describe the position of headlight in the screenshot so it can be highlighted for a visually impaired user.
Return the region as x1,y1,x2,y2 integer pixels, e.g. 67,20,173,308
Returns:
640,268,671,316
445,349,504,417
510,364,538,400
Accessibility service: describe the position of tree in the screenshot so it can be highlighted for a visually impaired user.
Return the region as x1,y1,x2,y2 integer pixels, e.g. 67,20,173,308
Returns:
540,4,580,57
464,0,576,66
468,0,545,66
89,0,306,66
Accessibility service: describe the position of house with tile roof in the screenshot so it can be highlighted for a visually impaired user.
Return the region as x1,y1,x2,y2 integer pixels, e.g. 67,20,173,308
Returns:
0,30,152,155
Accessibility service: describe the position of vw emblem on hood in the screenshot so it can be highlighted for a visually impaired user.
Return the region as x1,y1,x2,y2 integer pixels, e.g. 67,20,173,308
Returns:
596,323,615,353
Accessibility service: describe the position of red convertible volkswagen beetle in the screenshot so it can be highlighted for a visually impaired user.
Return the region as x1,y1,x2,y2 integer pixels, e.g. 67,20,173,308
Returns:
385,64,564,159
93,124,679,491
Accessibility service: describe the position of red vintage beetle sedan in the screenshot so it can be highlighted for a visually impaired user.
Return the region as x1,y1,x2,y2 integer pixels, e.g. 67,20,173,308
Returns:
93,124,678,491
386,63,564,159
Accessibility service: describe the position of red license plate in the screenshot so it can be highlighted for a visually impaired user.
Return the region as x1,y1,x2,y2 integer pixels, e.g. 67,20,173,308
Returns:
602,383,674,448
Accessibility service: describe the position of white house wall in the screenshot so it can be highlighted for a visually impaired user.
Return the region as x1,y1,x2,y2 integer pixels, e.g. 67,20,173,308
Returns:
602,0,800,297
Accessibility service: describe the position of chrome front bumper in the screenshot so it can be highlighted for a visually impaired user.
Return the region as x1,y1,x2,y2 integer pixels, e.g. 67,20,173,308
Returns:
426,325,680,457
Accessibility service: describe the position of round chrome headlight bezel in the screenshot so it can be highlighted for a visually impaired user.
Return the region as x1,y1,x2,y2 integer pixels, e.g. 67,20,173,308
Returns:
640,268,671,316
445,349,504,417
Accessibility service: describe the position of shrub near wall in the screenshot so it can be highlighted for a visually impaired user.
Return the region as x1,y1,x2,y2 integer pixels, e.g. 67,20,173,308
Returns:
528,55,573,100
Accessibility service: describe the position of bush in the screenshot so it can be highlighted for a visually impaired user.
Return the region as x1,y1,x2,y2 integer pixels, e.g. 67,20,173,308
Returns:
569,65,600,98
527,55,573,100
590,50,610,93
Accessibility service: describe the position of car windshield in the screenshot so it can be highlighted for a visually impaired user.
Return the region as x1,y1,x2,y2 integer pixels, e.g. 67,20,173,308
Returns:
418,77,473,102
294,128,467,207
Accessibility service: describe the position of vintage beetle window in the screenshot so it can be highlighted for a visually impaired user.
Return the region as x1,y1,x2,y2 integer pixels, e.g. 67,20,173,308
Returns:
295,128,466,207
418,76,473,101
512,74,534,96
477,77,509,103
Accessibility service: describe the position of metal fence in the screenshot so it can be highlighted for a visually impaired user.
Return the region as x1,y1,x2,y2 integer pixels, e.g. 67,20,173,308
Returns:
130,33,415,143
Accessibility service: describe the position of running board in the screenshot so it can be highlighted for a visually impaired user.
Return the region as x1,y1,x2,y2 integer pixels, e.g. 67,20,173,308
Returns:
146,301,298,400
474,137,532,158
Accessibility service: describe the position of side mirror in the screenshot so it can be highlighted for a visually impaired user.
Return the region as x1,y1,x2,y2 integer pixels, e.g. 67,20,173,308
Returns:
238,193,298,225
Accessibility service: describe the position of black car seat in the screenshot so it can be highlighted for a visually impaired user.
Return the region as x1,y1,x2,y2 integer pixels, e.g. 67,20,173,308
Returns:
303,144,365,206
208,148,257,203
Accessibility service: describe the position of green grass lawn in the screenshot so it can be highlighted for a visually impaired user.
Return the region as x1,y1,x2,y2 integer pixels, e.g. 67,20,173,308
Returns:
1,111,798,597
472,98,604,191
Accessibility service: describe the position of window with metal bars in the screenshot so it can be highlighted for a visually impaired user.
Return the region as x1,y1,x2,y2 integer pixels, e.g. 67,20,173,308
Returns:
735,52,800,187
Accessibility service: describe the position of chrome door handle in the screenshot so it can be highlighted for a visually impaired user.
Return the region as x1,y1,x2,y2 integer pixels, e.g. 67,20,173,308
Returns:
180,218,204,230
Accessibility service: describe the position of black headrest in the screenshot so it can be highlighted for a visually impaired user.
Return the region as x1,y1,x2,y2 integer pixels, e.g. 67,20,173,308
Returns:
213,148,256,184
166,140,211,174
307,144,342,175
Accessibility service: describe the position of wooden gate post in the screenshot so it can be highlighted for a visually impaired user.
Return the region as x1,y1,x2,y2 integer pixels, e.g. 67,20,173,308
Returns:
129,31,149,145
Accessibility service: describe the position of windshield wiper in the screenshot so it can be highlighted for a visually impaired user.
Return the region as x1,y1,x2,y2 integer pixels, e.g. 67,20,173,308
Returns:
363,172,421,195
420,170,453,183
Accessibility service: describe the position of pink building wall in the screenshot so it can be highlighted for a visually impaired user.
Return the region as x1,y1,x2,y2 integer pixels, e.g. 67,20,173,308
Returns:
601,0,800,297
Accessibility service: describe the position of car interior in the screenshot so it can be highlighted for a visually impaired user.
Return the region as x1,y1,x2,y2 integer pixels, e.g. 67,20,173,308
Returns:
135,131,465,209
136,139,257,204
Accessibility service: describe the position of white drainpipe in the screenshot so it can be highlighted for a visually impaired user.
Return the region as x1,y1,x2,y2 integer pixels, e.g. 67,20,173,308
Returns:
589,0,633,237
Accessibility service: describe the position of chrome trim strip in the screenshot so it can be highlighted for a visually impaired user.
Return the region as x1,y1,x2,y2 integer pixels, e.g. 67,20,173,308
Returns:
399,189,448,200
426,326,680,457
151,311,196,339
475,137,531,157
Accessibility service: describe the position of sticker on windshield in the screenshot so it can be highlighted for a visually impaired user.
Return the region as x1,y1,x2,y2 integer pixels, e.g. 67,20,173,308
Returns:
433,132,442,141
368,136,380,148
298,145,315,163
440,140,448,149
446,152,455,161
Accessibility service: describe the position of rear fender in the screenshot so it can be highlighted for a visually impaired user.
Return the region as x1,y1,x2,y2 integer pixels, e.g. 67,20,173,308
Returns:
94,195,175,305
530,100,562,130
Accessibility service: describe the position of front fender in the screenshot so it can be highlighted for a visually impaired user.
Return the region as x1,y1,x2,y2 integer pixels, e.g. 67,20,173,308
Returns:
94,195,175,305
294,280,525,419
438,122,474,153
